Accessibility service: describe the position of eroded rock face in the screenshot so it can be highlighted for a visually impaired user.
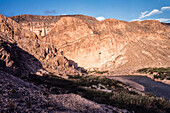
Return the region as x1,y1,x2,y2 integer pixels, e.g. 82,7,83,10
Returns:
44,17,170,73
0,14,81,77
10,14,170,74
10,14,98,37
0,14,131,113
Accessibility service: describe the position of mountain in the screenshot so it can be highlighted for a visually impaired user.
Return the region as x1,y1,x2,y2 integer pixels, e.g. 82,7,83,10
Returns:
10,14,98,37
0,14,133,112
10,14,170,74
1,14,123,112
1,14,85,78
1,14,170,112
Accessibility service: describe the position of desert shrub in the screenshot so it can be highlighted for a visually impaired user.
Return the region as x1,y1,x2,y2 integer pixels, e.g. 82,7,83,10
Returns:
95,70,108,74
138,67,170,73
137,68,150,73
81,89,170,113
138,67,170,80
87,70,108,74
27,73,170,113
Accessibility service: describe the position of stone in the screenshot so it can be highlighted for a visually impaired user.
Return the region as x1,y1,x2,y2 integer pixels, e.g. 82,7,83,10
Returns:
0,14,81,77
8,14,170,74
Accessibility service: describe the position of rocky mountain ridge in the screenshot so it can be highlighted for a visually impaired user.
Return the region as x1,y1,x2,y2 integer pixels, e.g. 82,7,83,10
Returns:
0,14,82,78
1,14,123,112
10,14,170,73
1,14,170,112
10,14,98,37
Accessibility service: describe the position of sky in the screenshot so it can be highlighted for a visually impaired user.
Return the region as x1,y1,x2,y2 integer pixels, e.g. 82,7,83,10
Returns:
0,0,170,22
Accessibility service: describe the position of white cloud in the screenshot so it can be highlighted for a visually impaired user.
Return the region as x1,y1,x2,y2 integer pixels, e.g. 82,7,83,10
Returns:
96,16,105,21
144,9,162,17
138,9,162,20
155,18,170,22
132,6,170,21
161,6,170,10
131,18,170,22
131,19,140,21
139,11,148,19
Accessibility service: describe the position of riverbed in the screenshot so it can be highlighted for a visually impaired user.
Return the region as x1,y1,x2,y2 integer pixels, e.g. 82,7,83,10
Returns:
107,75,170,100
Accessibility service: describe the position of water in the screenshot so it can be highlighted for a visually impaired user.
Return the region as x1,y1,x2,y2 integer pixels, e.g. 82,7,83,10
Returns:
108,75,170,100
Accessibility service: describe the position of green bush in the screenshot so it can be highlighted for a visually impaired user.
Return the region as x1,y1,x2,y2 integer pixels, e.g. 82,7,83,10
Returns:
138,67,170,80
88,70,108,74
137,68,150,73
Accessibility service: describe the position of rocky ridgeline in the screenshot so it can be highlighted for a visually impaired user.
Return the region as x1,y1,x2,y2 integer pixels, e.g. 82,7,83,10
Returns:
10,14,98,37
9,15,170,73
11,15,170,73
51,18,170,73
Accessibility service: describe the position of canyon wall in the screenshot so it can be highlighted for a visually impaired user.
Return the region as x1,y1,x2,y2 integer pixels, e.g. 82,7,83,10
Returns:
44,17,170,72
10,14,98,37
0,14,81,77
10,15,170,73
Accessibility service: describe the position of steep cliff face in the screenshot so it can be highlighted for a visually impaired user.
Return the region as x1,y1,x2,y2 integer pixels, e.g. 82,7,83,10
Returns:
43,17,170,72
0,14,80,77
10,14,98,37
10,14,170,73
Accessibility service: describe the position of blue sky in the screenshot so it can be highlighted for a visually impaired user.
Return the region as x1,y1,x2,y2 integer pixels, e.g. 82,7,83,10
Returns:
0,0,170,22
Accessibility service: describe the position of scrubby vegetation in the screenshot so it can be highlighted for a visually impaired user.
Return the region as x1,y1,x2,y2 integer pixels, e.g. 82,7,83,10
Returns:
88,70,108,74
138,67,170,74
138,67,170,80
153,72,170,80
27,74,170,113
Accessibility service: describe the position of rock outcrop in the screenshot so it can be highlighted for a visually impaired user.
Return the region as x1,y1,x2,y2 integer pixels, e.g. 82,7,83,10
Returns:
45,17,170,73
10,14,170,73
0,14,81,77
0,14,131,113
10,14,98,37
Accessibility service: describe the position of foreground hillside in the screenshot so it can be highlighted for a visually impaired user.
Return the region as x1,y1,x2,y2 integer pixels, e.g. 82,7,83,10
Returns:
1,71,130,113
10,14,170,74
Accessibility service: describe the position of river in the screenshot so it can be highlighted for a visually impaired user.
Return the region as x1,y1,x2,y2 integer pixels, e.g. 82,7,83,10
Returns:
107,75,170,100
